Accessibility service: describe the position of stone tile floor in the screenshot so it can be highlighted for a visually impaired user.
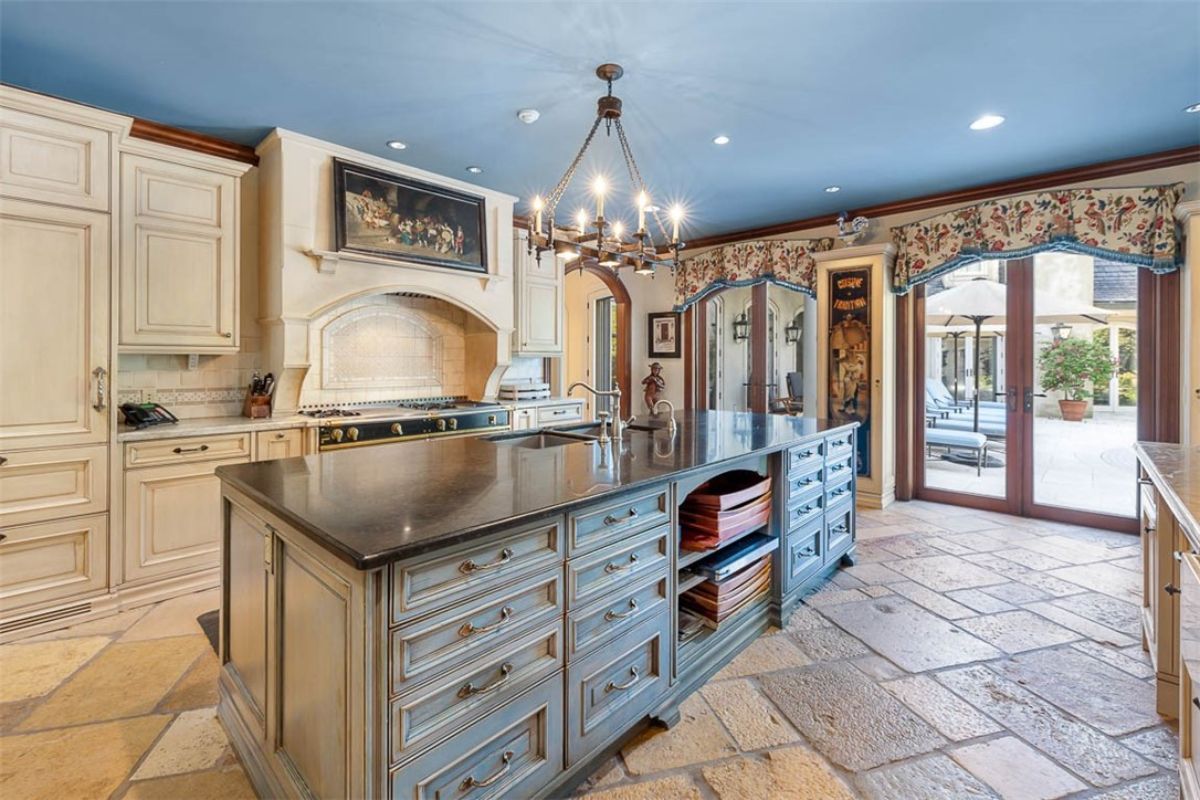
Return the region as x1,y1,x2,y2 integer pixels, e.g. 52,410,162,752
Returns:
0,500,1175,799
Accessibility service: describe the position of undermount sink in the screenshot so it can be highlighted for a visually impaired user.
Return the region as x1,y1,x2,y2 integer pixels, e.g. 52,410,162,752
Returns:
483,430,598,449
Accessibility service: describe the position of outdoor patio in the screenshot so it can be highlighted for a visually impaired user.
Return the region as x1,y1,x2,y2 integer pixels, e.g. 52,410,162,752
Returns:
925,409,1138,517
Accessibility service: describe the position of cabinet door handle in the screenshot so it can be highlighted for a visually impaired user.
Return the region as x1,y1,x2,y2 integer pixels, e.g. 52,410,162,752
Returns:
605,665,641,693
172,445,210,455
92,366,107,411
460,547,513,573
604,507,640,526
604,598,639,622
459,606,513,637
460,750,514,790
221,332,233,339
457,662,513,697
1165,584,1182,596
604,553,640,574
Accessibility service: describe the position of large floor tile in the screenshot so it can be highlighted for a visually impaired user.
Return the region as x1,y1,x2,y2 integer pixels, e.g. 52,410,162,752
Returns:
576,773,703,800
131,708,230,780
887,554,1008,592
855,754,997,800
701,746,855,800
619,692,736,775
954,610,1079,653
949,736,1087,800
0,636,108,703
881,675,1002,741
122,767,257,800
120,589,219,642
700,679,799,750
1046,562,1140,602
711,633,810,679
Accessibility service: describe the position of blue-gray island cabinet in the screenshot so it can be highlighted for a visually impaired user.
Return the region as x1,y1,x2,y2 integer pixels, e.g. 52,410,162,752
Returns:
214,410,858,799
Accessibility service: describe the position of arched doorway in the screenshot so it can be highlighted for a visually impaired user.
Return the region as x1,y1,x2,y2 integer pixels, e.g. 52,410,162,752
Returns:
565,263,632,419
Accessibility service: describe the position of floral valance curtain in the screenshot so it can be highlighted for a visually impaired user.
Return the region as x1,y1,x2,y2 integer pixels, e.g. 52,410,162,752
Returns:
673,237,835,310
891,183,1184,294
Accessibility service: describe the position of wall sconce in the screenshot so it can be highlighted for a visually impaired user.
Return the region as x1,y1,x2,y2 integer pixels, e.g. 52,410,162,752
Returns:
732,312,750,342
1050,322,1072,342
784,315,801,344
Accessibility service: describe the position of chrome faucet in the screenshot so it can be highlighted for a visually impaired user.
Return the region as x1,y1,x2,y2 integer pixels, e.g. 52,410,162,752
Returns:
652,399,677,436
568,381,624,442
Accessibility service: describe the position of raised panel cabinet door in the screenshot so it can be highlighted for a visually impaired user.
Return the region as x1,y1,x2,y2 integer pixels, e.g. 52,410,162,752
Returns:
120,154,238,349
123,457,247,583
253,429,305,462
226,502,270,731
520,279,563,354
0,513,107,613
0,107,110,210
0,199,110,449
0,443,108,528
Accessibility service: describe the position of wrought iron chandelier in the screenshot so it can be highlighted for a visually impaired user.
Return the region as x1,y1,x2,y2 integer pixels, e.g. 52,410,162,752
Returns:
527,63,684,276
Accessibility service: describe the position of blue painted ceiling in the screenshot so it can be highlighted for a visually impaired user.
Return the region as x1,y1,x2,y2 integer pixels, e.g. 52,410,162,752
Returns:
2,1,1198,240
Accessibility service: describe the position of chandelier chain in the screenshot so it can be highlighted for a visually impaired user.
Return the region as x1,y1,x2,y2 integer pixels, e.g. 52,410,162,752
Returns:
546,115,603,214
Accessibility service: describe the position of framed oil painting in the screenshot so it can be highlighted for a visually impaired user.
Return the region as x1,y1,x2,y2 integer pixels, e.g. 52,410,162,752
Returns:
333,158,487,273
648,311,681,358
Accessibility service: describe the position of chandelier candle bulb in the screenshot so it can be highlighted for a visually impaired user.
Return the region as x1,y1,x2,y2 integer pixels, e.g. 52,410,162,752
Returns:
532,196,543,234
577,209,587,235
637,192,648,232
670,205,683,244
593,177,607,219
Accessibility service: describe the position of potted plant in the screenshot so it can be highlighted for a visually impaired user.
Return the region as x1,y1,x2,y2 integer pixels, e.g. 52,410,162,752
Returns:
1037,337,1114,422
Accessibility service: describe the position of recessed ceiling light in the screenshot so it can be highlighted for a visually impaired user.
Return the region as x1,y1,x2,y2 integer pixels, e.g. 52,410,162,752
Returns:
969,114,1006,131
517,108,541,124
824,186,841,193
712,135,730,146
386,140,407,150
1185,102,1200,114
465,166,483,174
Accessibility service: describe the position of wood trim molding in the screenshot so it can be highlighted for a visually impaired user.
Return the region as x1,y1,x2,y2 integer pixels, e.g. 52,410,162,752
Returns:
575,263,632,419
682,307,695,411
893,292,912,501
687,145,1200,251
130,118,259,166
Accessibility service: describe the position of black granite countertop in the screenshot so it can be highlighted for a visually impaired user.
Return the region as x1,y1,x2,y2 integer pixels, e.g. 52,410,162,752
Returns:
216,410,855,569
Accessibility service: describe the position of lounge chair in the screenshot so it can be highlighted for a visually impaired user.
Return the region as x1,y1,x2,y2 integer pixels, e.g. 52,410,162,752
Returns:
926,378,1005,410
925,428,989,476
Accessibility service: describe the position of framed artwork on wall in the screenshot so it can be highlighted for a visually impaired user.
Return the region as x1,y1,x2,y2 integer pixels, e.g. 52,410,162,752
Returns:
827,267,872,476
648,311,682,358
333,158,488,273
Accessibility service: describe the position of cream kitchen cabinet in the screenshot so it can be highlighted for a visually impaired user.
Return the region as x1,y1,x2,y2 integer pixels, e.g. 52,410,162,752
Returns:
0,444,108,529
123,433,251,584
119,153,242,352
0,106,110,211
0,514,108,615
513,229,564,356
254,428,306,461
0,199,111,450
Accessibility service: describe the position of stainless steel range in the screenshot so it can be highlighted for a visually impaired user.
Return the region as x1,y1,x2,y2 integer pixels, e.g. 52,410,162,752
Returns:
302,397,510,451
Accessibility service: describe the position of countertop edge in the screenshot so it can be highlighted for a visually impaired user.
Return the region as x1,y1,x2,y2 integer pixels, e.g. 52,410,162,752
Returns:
1135,442,1200,548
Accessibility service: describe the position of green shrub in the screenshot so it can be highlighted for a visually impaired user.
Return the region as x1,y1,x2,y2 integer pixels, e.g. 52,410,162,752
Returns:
1037,338,1114,401
1118,370,1137,406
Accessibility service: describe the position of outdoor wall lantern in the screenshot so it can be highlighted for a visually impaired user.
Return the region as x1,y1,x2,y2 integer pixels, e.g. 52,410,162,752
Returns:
1050,322,1073,341
732,312,750,342
784,315,801,344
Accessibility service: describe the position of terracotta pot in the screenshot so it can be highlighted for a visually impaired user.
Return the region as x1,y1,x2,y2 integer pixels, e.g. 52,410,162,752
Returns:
1058,398,1088,422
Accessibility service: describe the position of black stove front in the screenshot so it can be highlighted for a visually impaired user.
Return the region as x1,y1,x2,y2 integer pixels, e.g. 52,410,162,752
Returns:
318,408,510,450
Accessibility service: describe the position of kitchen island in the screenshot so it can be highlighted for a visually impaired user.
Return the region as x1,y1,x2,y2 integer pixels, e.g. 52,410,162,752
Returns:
215,410,858,799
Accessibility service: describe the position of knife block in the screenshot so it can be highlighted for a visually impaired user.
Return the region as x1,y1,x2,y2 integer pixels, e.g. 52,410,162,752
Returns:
243,393,272,419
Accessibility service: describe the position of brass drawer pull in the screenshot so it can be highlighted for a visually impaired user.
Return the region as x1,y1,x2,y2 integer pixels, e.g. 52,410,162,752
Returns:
460,750,514,790
1165,584,1182,597
460,547,513,573
606,665,641,693
458,662,513,697
459,606,513,637
604,507,640,526
604,553,640,574
172,445,210,455
604,598,639,622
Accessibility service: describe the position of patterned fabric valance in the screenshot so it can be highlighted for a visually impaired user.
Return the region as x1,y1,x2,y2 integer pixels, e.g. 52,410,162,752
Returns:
673,237,835,310
891,183,1184,294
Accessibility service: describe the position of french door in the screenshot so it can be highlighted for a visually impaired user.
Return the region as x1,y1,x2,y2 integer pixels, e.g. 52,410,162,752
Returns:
916,255,1142,532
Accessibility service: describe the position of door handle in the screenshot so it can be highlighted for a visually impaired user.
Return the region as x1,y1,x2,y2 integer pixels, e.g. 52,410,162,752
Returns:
1023,388,1048,412
92,367,107,411
1165,583,1182,597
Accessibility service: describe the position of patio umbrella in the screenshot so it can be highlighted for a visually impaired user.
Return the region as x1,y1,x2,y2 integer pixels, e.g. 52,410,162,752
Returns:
926,322,1006,403
925,278,1109,432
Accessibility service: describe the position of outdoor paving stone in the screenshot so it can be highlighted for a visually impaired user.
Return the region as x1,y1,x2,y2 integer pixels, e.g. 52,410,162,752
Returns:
887,554,1008,592
1050,591,1141,635
950,736,1087,800
760,662,944,771
936,665,1156,786
700,746,855,800
791,625,870,661
842,562,906,584
977,580,1052,604
881,674,1003,741
888,580,976,620
1121,726,1178,768
855,754,997,800
1087,774,1180,800
712,634,811,679
945,588,1015,614
1071,640,1155,679
955,610,1080,653
992,647,1159,736
700,679,800,750
619,693,736,774
1025,600,1136,647
991,547,1071,571
818,597,1000,672
1047,562,1140,602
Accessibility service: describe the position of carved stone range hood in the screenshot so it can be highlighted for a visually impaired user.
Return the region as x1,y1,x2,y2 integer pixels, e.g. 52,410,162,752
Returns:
254,129,518,412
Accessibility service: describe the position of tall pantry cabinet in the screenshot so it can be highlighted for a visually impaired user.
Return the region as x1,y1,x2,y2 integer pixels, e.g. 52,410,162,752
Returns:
0,86,251,639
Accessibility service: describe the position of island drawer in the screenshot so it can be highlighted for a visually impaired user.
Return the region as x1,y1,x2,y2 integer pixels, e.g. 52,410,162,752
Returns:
566,613,669,766
390,620,562,762
567,573,669,660
390,673,563,800
787,441,824,475
785,461,824,504
824,452,854,484
784,520,824,589
566,525,669,609
569,487,670,555
391,570,562,689
825,473,854,509
825,428,856,457
537,401,584,426
391,517,564,624
124,432,252,468
786,492,824,532
825,501,854,564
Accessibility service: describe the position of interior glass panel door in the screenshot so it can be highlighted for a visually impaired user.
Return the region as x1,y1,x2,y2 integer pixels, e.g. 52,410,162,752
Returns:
593,296,616,416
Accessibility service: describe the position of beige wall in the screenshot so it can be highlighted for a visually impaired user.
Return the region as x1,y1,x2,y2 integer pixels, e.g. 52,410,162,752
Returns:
563,270,611,418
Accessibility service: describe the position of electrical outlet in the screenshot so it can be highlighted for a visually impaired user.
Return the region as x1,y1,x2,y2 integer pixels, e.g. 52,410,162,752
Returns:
144,388,157,404
187,354,200,370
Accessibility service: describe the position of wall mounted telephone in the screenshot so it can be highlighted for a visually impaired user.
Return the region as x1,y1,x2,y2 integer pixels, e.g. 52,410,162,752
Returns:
120,402,179,429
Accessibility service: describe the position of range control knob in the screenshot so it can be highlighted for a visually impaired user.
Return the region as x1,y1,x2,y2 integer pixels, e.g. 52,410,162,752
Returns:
488,414,497,426
329,428,344,442
391,422,404,436
347,427,360,442
436,419,447,432
448,418,458,431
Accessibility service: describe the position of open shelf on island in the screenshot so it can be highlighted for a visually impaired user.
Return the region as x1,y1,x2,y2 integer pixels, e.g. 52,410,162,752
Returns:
677,570,707,595
678,524,771,571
